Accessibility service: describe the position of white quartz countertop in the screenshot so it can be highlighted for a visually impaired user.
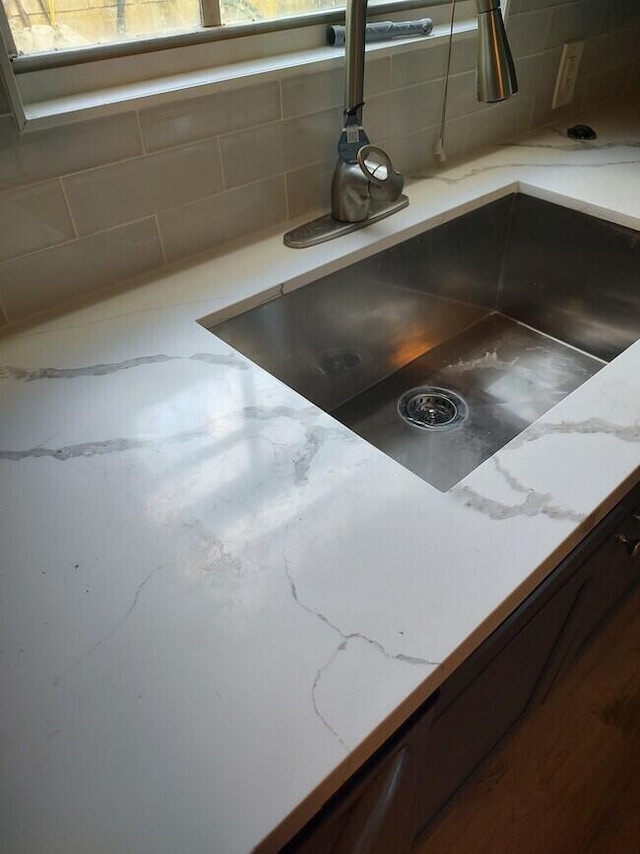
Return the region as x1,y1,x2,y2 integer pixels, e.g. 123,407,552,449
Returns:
1,100,639,854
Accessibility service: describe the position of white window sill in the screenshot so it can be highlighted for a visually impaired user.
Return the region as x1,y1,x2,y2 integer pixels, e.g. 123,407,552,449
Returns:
16,16,478,132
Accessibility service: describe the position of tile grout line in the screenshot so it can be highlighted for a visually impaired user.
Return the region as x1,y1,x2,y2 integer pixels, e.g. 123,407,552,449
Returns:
278,79,291,220
58,177,80,240
0,214,163,268
135,110,147,155
154,214,168,266
217,136,227,192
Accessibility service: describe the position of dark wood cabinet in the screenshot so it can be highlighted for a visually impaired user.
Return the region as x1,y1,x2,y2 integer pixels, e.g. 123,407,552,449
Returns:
285,483,640,854
408,565,585,843
285,696,439,854
536,493,640,704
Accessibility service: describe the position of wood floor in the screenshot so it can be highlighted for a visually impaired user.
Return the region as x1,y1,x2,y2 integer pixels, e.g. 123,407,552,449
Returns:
415,586,640,854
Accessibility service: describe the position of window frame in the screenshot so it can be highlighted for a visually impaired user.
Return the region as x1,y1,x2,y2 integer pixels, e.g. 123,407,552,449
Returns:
0,0,496,132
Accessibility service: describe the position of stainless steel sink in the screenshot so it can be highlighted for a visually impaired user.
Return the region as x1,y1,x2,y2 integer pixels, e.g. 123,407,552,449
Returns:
208,194,639,492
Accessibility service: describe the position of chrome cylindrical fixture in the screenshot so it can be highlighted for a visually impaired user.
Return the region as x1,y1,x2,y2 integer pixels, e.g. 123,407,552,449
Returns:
344,0,368,121
475,0,518,102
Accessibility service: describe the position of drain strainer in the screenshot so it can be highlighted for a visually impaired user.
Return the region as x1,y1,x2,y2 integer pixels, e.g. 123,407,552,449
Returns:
398,386,468,431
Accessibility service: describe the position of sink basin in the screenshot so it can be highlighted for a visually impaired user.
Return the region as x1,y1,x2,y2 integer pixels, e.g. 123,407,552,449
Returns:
208,194,639,491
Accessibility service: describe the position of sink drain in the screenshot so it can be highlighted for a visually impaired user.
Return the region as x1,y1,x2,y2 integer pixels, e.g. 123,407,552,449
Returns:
398,387,468,431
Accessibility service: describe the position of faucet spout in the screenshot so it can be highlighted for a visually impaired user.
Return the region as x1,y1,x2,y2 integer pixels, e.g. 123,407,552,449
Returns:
475,0,518,102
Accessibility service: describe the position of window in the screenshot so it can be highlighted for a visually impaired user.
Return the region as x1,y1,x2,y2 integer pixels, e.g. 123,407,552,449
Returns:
1,0,348,57
0,0,490,130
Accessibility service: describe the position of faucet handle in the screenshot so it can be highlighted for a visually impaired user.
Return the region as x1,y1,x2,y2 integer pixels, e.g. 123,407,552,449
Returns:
356,145,404,201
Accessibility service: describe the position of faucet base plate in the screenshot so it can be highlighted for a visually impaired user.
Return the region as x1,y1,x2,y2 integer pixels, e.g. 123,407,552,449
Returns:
284,194,409,248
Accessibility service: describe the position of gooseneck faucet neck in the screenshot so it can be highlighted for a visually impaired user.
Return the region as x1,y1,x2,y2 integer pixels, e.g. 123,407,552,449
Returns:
344,0,368,124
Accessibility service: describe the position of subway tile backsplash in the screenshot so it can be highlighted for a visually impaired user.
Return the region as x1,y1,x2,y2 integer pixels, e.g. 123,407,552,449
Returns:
0,180,75,263
0,0,639,326
138,81,282,152
286,163,334,219
219,107,341,189
0,113,142,190
0,218,164,322
158,175,287,263
63,138,224,236
281,57,389,119
505,8,552,57
365,77,444,142
545,0,605,48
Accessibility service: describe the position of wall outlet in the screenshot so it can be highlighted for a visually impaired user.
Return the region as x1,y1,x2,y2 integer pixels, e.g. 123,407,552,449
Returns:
552,41,585,109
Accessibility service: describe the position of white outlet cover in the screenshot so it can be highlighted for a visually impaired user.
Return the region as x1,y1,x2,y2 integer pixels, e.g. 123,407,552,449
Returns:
552,41,585,110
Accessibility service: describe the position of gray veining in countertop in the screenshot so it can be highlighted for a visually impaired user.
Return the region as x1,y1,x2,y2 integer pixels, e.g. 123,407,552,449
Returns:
1,100,639,854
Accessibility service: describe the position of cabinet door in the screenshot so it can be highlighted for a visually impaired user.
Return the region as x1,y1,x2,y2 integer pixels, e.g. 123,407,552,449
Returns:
574,507,640,641
331,746,412,854
287,694,439,854
285,800,351,854
541,505,640,695
289,747,414,854
410,568,584,844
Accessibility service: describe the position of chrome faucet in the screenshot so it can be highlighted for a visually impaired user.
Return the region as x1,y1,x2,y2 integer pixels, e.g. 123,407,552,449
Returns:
331,144,405,222
284,0,517,248
329,0,406,225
